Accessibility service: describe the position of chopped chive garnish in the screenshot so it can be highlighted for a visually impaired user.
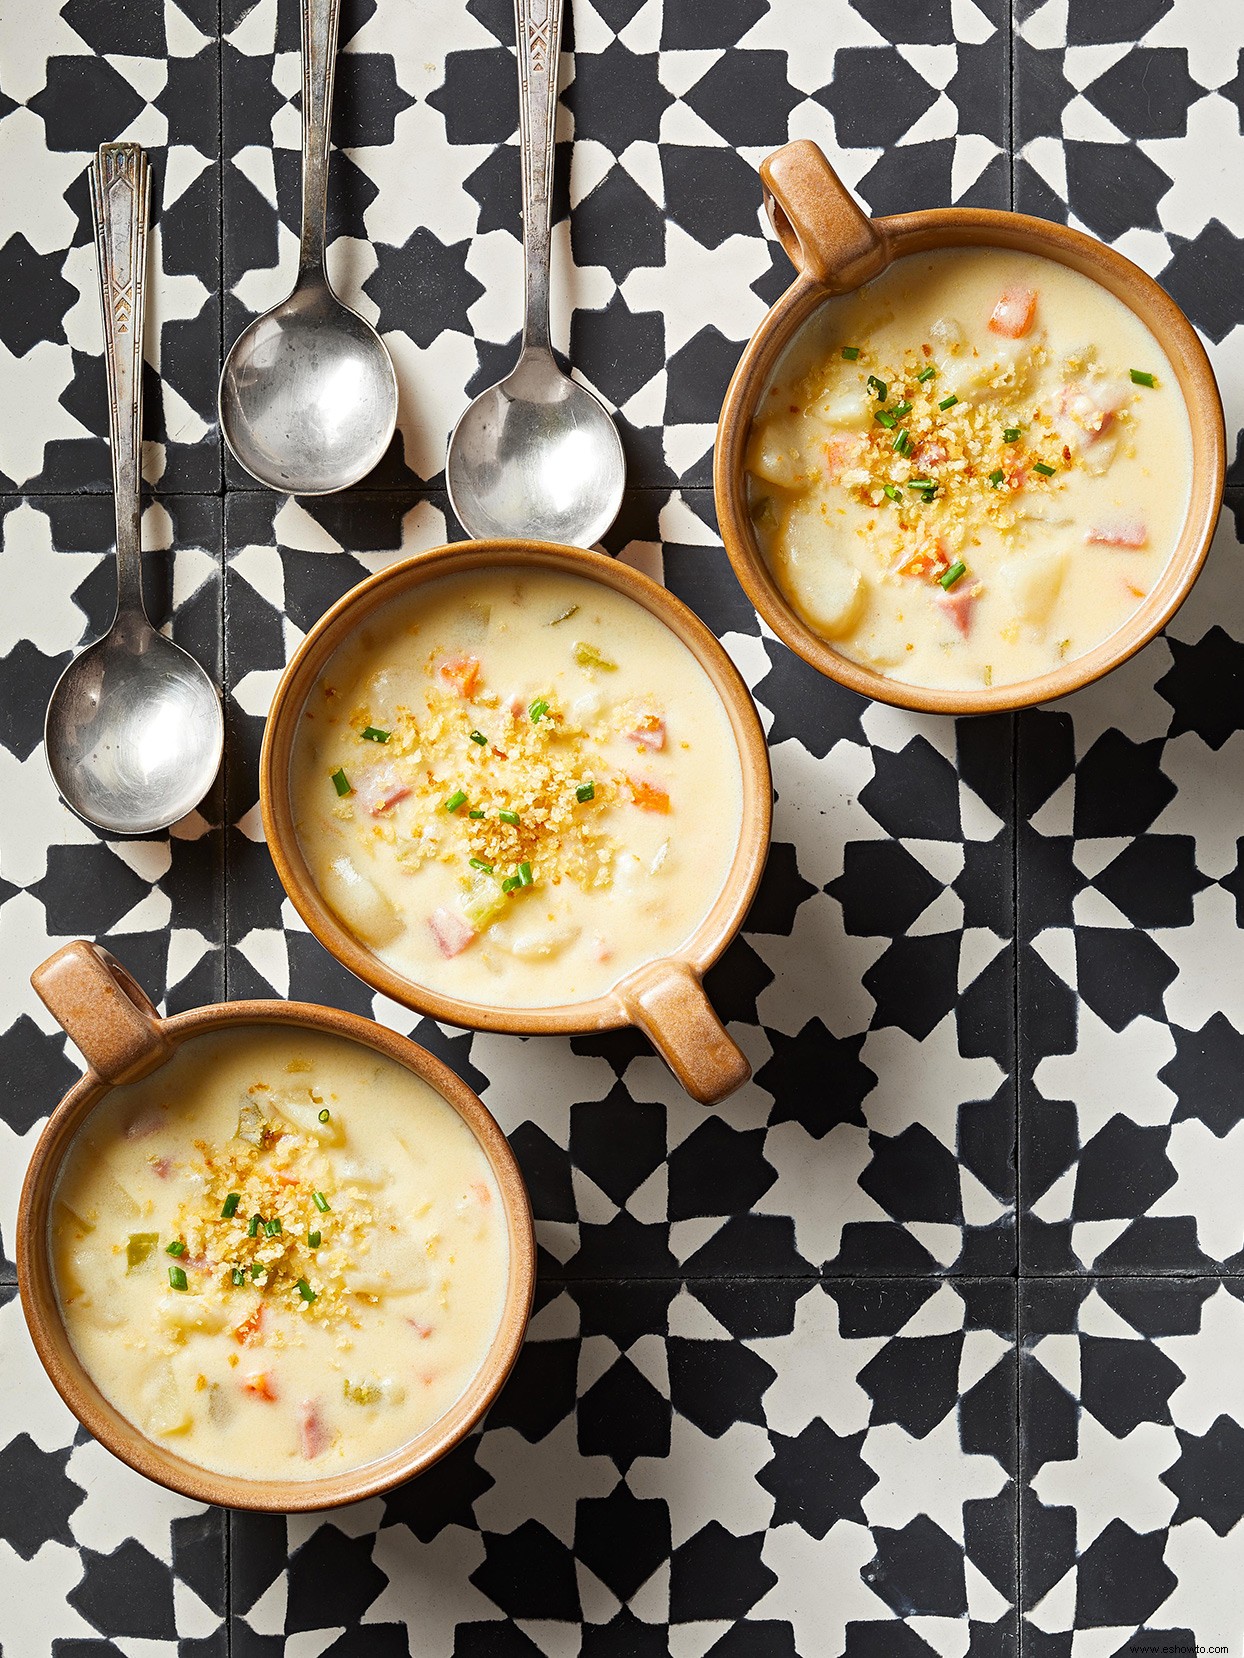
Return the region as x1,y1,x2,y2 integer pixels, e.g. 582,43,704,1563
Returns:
517,860,533,887
549,604,579,625
576,781,595,803
907,480,937,500
361,727,390,743
841,345,860,360
251,1261,265,1280
892,400,912,420
168,1265,188,1291
468,808,485,819
867,375,888,400
469,857,494,874
231,1267,245,1286
1003,426,1021,442
874,409,897,429
312,1192,330,1213
1130,369,1156,387
469,729,487,745
297,1279,316,1304
940,561,967,590
501,875,521,893
917,365,937,382
221,1192,241,1219
331,768,351,797
308,1230,321,1249
1033,461,1056,477
883,484,902,502
989,468,1005,487
317,1108,330,1124
892,428,912,456
248,1214,262,1237
265,1217,282,1237
166,1239,186,1257
498,809,520,826
444,789,468,813
529,697,550,723
939,394,958,410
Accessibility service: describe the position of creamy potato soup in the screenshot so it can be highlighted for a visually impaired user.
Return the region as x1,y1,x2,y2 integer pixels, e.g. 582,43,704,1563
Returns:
51,1028,508,1482
290,567,743,1008
747,247,1194,690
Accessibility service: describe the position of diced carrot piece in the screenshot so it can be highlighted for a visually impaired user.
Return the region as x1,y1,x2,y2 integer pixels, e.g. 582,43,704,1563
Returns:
242,1371,278,1402
470,1180,492,1205
234,1306,266,1346
298,1398,329,1459
1087,517,1147,548
935,589,975,638
987,286,1037,338
439,654,481,697
429,906,476,958
628,778,670,813
627,713,666,752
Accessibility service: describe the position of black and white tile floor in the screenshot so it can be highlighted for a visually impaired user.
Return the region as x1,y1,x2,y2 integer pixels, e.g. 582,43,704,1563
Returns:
1,1,1242,1653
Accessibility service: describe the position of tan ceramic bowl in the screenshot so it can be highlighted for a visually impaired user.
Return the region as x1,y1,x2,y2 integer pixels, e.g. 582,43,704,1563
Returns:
17,940,535,1513
260,539,772,1106
715,140,1226,715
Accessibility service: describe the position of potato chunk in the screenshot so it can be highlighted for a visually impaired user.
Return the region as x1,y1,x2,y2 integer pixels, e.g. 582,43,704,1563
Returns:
320,855,403,948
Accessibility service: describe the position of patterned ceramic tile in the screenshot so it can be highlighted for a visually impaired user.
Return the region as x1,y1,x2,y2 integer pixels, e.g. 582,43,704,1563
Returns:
1021,1276,1244,1653
0,4,221,492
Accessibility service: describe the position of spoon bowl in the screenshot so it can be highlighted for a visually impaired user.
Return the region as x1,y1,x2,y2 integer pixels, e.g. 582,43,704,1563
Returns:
446,348,625,546
46,618,223,836
220,283,397,496
44,143,223,837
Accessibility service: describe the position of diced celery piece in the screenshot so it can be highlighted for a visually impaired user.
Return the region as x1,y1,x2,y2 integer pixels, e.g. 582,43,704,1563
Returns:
573,641,617,671
236,1099,265,1147
126,1232,160,1270
461,872,508,932
344,1378,383,1405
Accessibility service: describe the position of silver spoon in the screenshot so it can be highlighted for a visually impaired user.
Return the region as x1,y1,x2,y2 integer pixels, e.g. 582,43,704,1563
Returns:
218,0,397,494
45,144,223,837
446,0,626,547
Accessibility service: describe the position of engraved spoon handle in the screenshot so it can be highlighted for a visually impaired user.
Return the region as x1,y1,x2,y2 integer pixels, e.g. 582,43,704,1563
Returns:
299,0,341,274
90,143,150,621
515,0,564,354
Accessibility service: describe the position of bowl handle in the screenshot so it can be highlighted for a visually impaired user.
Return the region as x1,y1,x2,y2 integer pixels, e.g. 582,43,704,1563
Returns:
614,959,750,1105
31,940,170,1085
760,139,888,291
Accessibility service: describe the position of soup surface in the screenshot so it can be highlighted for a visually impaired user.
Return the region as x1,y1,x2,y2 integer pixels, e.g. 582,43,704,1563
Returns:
747,247,1194,690
290,566,744,1008
51,1027,508,1482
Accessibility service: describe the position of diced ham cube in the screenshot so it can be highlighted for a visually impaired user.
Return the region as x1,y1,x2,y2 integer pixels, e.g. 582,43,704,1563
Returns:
469,1180,492,1206
428,907,476,958
1086,517,1147,548
822,433,866,481
627,777,670,813
592,935,612,963
353,765,412,817
935,589,976,637
149,1156,173,1179
126,1107,165,1139
1059,382,1125,442
912,437,949,469
988,286,1037,339
627,713,666,751
298,1398,329,1460
407,1318,434,1339
438,654,481,697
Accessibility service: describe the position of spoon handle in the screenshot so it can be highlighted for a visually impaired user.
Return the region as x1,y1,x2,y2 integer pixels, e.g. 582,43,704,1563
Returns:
298,0,341,275
515,0,564,354
90,143,150,620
